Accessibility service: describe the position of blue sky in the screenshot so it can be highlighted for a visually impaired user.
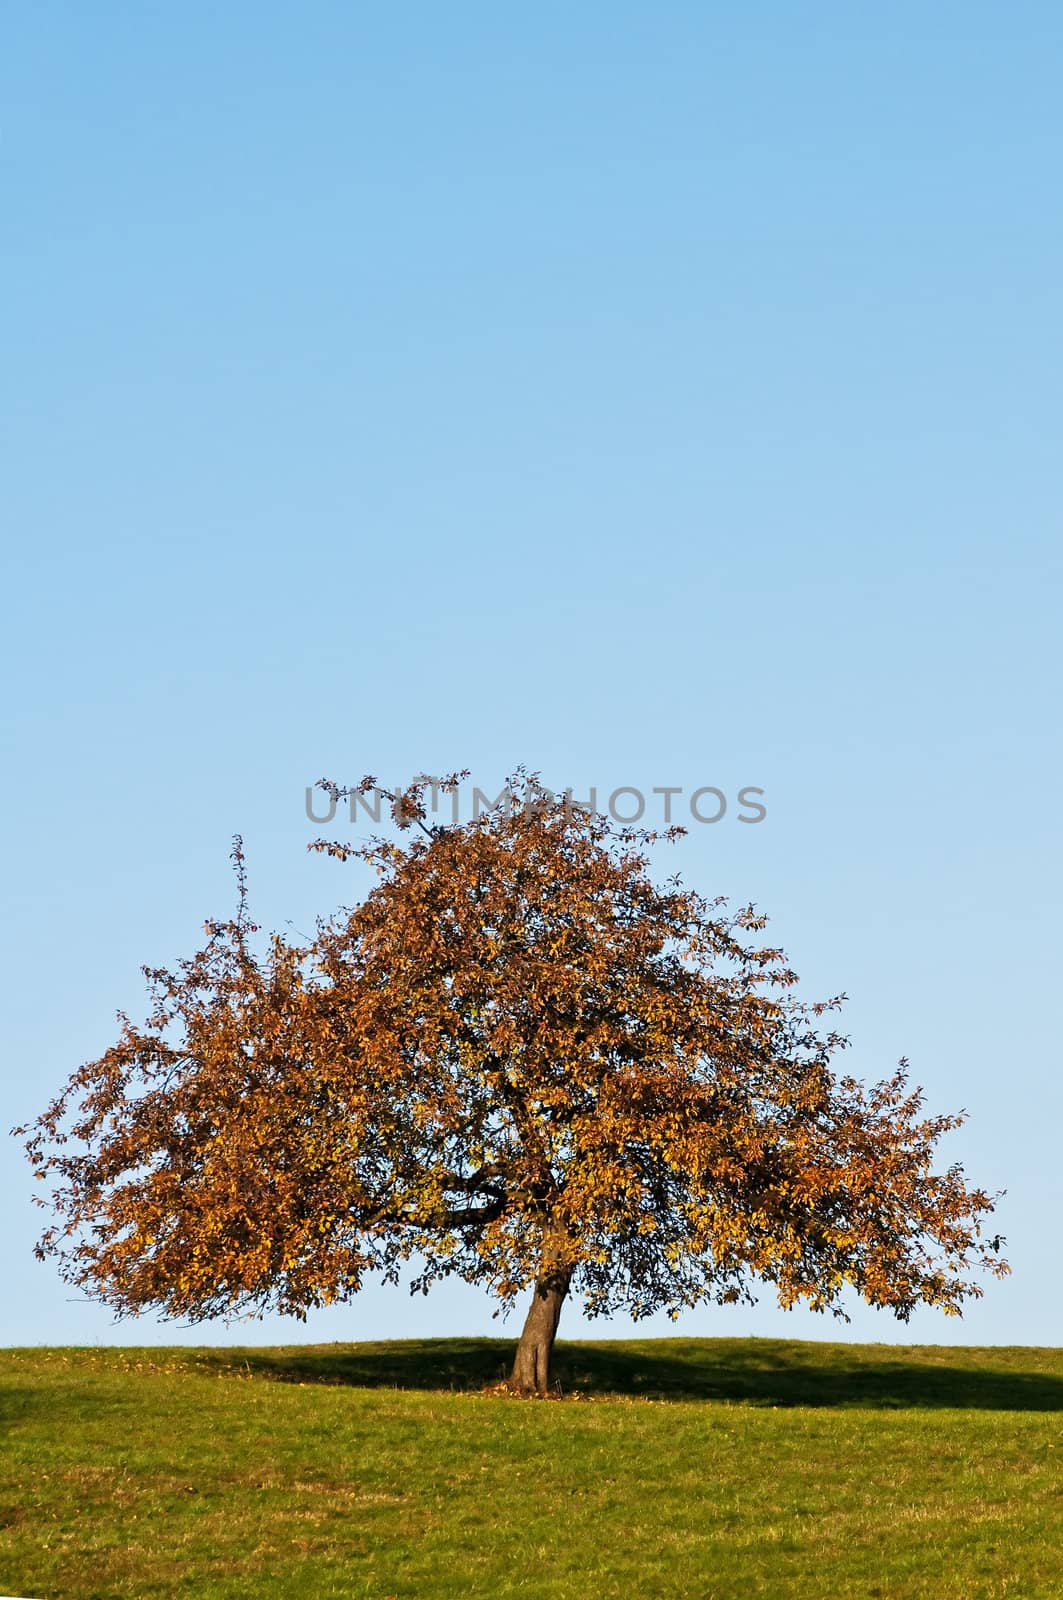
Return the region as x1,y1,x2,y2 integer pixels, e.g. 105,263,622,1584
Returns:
3,4,1060,1348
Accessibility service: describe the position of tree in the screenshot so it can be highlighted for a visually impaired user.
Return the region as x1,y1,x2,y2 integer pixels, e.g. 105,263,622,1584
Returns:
20,772,1007,1394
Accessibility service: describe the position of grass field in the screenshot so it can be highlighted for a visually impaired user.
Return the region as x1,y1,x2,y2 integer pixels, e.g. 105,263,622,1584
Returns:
2,1337,1061,1598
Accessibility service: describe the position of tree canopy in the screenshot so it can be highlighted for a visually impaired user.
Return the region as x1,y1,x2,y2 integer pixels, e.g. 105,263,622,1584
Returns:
21,772,1007,1393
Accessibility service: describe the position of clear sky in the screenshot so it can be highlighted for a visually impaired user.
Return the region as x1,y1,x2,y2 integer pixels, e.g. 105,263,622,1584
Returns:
3,4,1060,1349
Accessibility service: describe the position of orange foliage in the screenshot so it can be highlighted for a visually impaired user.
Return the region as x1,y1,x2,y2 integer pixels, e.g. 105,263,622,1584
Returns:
20,772,1007,1339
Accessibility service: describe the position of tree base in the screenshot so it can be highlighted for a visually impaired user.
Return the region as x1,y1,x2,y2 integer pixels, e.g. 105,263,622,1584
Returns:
510,1269,570,1395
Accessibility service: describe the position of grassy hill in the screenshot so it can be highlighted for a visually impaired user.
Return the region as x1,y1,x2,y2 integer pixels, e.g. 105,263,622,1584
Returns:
2,1337,1061,1598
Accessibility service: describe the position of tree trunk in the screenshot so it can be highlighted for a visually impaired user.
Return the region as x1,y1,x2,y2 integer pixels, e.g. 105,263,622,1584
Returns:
510,1235,571,1396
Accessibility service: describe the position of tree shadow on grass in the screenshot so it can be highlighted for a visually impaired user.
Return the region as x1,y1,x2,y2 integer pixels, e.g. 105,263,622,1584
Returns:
0,1381,41,1430
193,1337,1063,1411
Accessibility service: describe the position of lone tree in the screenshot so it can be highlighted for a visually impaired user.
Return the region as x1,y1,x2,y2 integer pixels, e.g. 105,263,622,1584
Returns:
21,772,1007,1394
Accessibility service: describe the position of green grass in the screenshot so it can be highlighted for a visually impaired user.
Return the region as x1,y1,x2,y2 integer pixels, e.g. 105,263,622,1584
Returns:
2,1338,1061,1598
